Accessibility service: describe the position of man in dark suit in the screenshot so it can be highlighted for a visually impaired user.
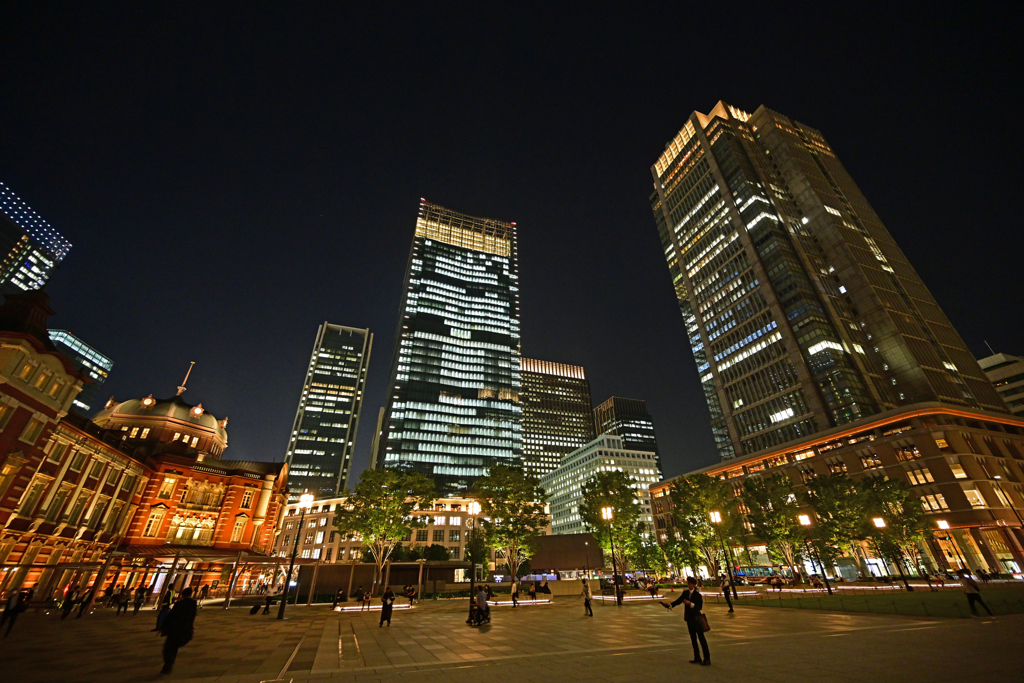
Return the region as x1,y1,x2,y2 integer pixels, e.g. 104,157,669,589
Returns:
661,576,710,665
160,587,197,674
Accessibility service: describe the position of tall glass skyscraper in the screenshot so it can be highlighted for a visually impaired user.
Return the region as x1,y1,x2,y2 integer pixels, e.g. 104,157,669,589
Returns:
48,329,114,413
593,396,661,466
285,323,372,500
520,358,595,478
650,101,1006,460
374,200,521,495
0,181,72,297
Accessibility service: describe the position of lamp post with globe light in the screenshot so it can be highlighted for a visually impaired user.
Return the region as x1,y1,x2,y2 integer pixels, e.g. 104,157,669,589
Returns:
278,493,314,619
466,501,481,625
873,517,913,591
602,507,622,605
936,520,967,570
709,511,739,599
798,514,833,595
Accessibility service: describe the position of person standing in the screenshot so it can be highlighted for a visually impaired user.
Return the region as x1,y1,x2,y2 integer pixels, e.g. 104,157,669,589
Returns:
958,569,993,616
134,586,147,614
529,582,537,601
198,584,209,607
475,585,490,624
580,578,593,617
154,587,175,631
76,588,95,619
719,573,733,613
661,577,710,665
262,592,274,615
160,587,197,675
510,579,519,607
379,588,395,627
116,586,131,616
2,589,32,637
61,588,79,620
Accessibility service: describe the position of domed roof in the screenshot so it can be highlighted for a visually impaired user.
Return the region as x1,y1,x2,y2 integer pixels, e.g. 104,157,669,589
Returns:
92,393,228,441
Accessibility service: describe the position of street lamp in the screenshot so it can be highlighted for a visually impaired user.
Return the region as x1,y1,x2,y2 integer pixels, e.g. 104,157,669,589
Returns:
872,517,912,591
798,514,833,595
278,493,314,620
466,501,481,625
936,520,967,570
601,506,622,606
709,511,738,599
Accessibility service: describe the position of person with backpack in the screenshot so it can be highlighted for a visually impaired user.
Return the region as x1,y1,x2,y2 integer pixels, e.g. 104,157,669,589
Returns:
160,587,197,674
958,569,993,616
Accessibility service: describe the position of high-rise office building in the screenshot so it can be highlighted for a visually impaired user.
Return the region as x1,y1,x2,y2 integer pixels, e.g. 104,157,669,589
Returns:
649,101,1006,460
374,200,521,495
520,358,595,478
48,329,114,413
0,182,72,297
593,396,661,463
979,353,1024,416
541,434,662,536
285,323,372,500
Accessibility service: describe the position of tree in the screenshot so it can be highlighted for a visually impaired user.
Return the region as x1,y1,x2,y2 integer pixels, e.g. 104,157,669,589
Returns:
661,534,703,579
473,464,548,580
579,470,644,570
742,473,804,580
668,473,739,575
859,475,929,578
800,474,865,572
333,468,435,595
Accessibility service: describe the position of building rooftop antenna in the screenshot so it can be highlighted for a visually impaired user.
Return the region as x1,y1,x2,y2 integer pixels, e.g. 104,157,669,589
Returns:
984,340,996,356
177,361,195,396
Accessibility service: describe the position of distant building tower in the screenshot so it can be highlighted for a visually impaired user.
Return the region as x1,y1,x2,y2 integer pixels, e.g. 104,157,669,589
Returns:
540,434,662,536
979,353,1024,416
48,330,114,413
375,200,521,496
649,102,1006,460
285,324,372,501
593,397,661,468
520,358,595,478
0,182,72,297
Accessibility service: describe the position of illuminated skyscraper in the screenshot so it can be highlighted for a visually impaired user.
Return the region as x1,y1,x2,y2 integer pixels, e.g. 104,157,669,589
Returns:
48,329,113,413
650,101,1006,460
285,323,372,500
520,358,595,477
593,396,661,465
374,200,521,495
0,182,72,297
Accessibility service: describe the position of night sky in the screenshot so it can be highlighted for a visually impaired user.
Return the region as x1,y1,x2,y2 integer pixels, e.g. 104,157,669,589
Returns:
1,5,1021,481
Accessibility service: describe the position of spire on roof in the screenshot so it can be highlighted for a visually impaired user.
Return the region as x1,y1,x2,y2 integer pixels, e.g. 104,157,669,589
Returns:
176,361,195,396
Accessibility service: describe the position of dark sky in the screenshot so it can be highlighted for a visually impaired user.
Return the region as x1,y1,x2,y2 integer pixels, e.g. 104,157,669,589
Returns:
1,5,1021,481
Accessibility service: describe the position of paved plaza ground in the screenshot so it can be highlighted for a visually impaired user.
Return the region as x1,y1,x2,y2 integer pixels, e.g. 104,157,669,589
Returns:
0,594,1016,683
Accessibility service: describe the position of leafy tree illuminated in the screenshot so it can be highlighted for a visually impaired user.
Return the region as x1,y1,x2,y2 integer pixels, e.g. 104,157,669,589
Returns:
668,473,740,574
334,468,434,595
473,464,548,579
741,473,804,579
579,470,644,569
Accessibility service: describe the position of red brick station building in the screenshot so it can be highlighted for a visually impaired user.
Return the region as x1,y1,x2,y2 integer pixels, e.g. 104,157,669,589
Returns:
0,292,289,603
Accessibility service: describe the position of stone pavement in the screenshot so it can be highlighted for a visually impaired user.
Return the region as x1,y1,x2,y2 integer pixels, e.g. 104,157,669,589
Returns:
0,595,1015,682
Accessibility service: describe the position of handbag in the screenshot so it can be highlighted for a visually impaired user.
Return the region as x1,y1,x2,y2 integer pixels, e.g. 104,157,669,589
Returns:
698,613,711,632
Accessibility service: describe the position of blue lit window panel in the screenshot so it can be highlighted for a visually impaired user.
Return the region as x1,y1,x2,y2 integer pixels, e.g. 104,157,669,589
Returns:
0,182,71,296
285,324,372,502
48,330,114,414
375,200,521,495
